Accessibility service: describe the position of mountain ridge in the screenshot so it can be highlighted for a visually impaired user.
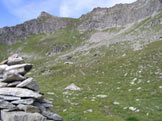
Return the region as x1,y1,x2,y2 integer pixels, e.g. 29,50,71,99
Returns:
0,0,162,45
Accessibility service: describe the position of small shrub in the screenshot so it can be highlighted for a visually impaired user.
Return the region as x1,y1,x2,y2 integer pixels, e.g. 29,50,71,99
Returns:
126,117,140,121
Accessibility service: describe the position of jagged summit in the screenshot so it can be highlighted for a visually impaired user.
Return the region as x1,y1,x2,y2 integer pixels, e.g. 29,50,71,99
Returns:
0,0,162,44
78,0,162,31
38,11,53,18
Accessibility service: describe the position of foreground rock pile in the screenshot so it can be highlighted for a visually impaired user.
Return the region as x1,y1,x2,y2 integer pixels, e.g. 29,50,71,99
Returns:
0,54,62,121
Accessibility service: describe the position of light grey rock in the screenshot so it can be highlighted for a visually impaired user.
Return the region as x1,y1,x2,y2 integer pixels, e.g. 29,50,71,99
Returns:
0,82,8,88
64,83,81,91
33,102,62,120
0,95,20,101
1,110,46,121
7,81,21,87
4,63,33,75
0,11,70,45
17,104,40,113
7,54,24,65
0,65,8,74
17,78,40,91
0,88,43,99
0,99,16,110
11,98,34,105
42,109,62,121
78,0,162,32
0,72,25,82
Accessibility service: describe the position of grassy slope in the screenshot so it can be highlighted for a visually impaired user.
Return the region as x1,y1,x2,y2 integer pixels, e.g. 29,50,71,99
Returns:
26,39,161,121
0,14,162,121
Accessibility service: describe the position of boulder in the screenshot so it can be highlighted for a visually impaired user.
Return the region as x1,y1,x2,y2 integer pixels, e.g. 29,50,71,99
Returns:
4,64,33,76
0,88,43,99
37,104,62,121
42,109,63,121
17,78,40,91
0,72,25,82
0,95,21,101
11,98,34,105
0,100,16,110
17,104,40,113
7,55,24,65
1,110,46,121
64,83,81,91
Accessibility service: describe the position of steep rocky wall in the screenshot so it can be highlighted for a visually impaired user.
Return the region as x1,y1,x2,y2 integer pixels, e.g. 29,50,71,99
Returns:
0,12,73,44
78,0,162,31
0,0,162,44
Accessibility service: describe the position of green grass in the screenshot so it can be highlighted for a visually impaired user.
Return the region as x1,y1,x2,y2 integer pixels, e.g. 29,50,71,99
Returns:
125,17,151,34
0,12,162,121
102,27,125,33
23,39,162,121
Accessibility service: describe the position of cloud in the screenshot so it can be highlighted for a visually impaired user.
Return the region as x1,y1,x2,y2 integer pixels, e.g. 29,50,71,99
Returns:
60,0,136,18
2,0,137,22
2,0,61,22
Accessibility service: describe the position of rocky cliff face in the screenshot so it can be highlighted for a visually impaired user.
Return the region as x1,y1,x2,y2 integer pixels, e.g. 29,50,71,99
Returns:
0,12,73,44
0,0,162,44
78,0,162,31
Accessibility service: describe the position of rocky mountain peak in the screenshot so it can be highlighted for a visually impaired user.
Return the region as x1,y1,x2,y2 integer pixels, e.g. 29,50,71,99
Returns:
78,0,162,32
39,11,53,18
0,0,162,44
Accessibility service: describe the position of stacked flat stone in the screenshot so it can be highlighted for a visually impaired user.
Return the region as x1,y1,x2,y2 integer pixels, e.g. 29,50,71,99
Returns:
0,54,62,121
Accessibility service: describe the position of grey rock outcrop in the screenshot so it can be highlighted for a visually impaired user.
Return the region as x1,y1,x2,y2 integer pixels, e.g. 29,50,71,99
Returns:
0,12,73,44
0,54,63,121
78,0,162,31
0,0,162,44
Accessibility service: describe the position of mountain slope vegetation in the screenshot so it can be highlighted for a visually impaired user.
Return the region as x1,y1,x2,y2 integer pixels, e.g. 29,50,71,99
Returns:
0,0,162,121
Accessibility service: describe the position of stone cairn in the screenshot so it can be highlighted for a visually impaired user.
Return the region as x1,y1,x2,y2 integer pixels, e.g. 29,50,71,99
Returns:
0,54,62,121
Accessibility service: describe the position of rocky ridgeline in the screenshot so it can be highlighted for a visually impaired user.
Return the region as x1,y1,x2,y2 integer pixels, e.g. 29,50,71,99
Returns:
0,54,62,121
0,0,162,44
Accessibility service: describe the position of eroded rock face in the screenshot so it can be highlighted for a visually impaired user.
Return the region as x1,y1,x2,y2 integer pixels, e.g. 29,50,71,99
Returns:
0,0,161,44
1,111,46,121
0,12,71,44
78,0,162,31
